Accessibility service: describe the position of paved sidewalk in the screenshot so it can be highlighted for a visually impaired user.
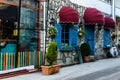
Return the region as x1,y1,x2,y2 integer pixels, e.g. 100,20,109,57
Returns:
3,57,120,80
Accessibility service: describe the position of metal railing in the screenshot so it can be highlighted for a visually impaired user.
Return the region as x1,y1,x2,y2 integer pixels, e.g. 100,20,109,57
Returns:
0,51,44,71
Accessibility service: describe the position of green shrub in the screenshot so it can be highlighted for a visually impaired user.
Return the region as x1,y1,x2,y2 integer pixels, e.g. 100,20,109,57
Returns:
80,43,91,56
48,27,57,40
46,41,58,65
78,29,85,38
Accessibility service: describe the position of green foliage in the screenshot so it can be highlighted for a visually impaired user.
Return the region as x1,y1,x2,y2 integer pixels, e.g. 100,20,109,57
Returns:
78,29,85,38
80,43,91,56
48,27,57,40
62,45,73,51
63,45,72,50
46,41,58,65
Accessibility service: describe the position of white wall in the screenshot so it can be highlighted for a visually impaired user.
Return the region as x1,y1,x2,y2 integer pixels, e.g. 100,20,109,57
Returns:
116,0,120,8
116,8,120,17
70,0,120,17
116,0,120,17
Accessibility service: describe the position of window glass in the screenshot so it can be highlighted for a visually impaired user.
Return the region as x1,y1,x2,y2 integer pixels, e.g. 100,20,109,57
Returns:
0,4,17,40
16,0,37,7
61,24,70,46
19,7,37,51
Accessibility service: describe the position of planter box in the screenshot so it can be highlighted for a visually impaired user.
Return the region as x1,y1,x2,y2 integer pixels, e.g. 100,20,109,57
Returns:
41,64,60,75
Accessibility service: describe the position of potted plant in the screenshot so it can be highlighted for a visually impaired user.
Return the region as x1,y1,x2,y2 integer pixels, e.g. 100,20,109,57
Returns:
78,29,85,39
80,42,91,62
41,41,60,75
61,45,73,52
48,26,57,41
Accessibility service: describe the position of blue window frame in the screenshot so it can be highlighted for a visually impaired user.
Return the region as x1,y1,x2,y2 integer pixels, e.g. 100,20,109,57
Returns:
103,29,110,46
55,24,78,51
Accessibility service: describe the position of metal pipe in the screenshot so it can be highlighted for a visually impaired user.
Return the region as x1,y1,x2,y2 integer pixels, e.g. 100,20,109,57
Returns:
43,1,46,56
112,0,116,21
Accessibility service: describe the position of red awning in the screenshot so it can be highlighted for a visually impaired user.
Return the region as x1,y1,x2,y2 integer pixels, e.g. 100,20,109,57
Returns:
59,6,79,23
83,8,104,25
104,16,115,29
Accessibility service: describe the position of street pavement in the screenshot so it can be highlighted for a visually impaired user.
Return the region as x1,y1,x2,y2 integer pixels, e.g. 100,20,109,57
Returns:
70,65,120,80
96,71,120,80
2,57,120,80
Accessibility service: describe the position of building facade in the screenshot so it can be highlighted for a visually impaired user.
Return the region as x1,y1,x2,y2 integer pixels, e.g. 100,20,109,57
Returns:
46,0,119,65
71,0,120,44
0,0,44,72
0,0,120,72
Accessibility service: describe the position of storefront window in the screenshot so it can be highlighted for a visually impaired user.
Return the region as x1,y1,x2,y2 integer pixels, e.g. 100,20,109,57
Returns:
0,1,39,71
0,2,37,51
0,4,17,40
15,0,37,7
19,7,37,51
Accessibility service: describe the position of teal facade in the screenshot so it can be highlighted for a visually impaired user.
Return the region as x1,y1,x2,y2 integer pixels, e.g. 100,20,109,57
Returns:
0,1,44,71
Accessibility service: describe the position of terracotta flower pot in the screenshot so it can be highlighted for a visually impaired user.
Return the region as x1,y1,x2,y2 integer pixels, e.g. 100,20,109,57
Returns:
84,56,90,62
41,64,60,75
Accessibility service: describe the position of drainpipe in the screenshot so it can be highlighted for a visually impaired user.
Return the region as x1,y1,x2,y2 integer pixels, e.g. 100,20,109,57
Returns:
43,1,46,55
43,1,46,58
43,0,48,65
111,0,118,45
111,0,116,21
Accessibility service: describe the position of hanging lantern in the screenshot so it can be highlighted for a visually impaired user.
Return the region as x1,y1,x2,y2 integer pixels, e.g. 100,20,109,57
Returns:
13,22,18,36
13,29,18,36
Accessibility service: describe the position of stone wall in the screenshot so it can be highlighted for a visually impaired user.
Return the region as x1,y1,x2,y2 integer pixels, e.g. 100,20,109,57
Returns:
47,0,82,65
94,26,105,59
